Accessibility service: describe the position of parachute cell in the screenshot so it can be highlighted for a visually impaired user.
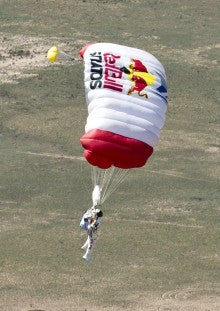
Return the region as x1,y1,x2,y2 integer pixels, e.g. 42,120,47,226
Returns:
80,43,167,170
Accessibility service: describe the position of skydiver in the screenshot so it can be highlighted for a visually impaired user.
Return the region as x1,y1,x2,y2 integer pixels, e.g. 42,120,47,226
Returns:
80,206,103,263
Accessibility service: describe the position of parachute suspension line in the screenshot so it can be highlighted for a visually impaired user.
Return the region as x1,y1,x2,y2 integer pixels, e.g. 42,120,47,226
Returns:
91,166,104,188
91,166,129,204
99,167,116,203
101,167,129,203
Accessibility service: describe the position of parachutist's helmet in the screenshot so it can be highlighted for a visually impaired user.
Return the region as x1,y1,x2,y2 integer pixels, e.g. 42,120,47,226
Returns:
96,209,103,218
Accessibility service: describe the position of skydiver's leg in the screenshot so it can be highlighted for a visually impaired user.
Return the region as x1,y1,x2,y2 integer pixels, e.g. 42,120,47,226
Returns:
83,230,97,262
81,235,89,250
88,230,97,253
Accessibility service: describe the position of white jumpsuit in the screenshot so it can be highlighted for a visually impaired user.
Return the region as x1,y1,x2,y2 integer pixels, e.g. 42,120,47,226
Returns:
80,208,101,262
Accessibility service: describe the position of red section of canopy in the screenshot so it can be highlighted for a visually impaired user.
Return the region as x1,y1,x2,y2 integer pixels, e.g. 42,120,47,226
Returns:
80,129,153,169
79,42,97,58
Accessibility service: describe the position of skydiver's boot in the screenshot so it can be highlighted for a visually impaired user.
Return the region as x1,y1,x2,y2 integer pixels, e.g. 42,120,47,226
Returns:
81,236,89,250
83,250,93,263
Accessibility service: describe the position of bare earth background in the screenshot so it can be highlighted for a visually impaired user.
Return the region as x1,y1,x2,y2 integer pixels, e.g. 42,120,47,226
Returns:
0,0,219,310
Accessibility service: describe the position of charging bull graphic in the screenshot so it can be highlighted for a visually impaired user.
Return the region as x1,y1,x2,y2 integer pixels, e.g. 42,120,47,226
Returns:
120,59,155,98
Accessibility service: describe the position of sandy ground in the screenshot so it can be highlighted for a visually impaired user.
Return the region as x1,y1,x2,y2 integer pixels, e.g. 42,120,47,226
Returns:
0,34,50,84
0,34,78,84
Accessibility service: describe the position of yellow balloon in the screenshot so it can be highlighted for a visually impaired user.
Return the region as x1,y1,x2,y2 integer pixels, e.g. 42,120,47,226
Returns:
47,46,59,62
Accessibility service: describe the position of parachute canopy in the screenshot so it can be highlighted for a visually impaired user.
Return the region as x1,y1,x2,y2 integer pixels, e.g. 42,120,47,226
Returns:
47,46,75,62
80,43,167,170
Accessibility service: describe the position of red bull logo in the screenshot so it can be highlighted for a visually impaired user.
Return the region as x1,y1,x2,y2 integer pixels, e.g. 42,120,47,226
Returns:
120,59,155,98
